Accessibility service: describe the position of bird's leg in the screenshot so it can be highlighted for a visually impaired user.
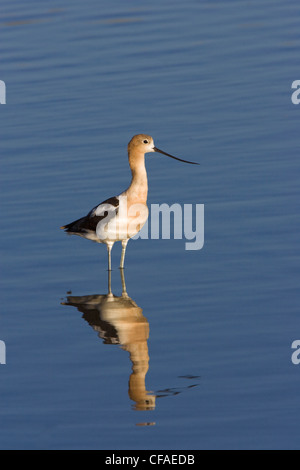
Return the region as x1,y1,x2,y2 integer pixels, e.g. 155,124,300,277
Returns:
120,266,128,297
107,242,114,271
108,268,112,296
120,239,129,269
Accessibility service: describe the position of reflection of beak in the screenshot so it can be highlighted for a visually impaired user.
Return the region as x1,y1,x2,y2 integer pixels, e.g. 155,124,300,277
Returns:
153,147,199,165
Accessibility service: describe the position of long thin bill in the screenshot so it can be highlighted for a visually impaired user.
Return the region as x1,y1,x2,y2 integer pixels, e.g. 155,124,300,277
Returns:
154,147,199,165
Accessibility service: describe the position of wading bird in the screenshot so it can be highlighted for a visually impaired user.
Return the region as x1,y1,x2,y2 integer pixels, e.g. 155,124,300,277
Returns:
61,134,198,270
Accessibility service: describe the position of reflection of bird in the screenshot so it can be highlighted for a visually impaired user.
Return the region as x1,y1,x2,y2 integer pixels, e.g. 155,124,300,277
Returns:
61,134,198,270
62,269,156,411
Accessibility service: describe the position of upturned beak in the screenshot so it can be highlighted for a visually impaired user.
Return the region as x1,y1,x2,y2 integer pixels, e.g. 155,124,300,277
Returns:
153,147,199,165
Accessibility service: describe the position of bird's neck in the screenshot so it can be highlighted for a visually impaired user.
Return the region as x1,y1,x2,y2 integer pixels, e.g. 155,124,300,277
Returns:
126,152,148,203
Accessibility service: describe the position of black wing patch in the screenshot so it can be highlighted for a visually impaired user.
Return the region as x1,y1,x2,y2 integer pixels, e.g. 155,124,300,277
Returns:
62,196,119,234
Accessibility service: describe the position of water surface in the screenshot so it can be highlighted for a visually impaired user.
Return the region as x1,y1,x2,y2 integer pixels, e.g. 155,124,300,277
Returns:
0,0,300,450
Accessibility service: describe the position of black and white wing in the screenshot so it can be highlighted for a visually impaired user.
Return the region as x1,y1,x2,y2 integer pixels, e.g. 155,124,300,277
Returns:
61,196,119,238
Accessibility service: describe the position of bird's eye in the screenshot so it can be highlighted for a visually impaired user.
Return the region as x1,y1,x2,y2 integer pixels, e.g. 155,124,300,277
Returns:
143,140,149,144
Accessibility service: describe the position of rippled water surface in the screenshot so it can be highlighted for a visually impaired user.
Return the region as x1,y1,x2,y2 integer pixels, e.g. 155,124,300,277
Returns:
0,0,300,450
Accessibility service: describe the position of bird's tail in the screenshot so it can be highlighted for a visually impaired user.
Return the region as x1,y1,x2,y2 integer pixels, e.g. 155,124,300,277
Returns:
60,217,86,233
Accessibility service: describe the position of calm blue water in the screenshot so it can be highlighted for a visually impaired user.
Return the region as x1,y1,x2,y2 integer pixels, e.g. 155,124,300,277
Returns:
0,0,300,450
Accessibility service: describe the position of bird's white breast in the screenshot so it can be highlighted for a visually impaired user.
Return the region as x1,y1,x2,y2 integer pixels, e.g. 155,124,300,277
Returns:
96,196,148,242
